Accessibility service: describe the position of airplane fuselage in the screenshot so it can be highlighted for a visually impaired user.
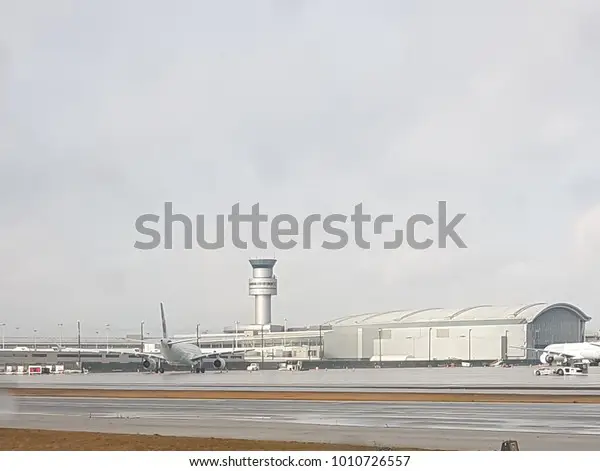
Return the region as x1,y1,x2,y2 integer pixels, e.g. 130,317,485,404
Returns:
157,341,233,368
159,341,203,367
541,342,600,364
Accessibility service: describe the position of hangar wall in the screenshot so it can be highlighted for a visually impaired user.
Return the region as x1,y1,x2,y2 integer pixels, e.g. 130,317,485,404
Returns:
324,324,527,361
378,325,526,361
324,326,377,360
525,306,587,360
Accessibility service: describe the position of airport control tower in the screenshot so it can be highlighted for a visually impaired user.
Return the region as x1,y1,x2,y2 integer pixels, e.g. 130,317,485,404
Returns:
249,258,278,325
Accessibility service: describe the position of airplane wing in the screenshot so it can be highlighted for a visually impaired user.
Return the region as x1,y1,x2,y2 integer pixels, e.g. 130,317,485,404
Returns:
511,345,581,359
55,346,105,353
167,338,202,346
106,348,166,361
130,351,166,361
189,348,256,362
136,352,166,361
511,346,546,353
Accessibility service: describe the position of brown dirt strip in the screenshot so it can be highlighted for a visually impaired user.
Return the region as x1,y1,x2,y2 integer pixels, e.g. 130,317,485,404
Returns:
8,387,600,403
0,428,429,451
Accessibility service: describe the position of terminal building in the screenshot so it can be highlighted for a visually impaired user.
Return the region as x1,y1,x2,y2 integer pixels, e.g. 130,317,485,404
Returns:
0,257,593,371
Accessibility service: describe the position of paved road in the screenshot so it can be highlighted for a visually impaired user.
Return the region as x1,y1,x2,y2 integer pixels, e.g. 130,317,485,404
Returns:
2,396,600,450
2,367,600,394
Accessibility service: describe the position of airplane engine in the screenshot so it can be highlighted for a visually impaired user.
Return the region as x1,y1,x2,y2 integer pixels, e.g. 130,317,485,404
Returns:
142,358,156,370
213,357,226,370
540,353,564,365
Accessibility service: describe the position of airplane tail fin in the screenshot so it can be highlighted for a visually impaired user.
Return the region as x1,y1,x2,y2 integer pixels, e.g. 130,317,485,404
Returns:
160,302,168,340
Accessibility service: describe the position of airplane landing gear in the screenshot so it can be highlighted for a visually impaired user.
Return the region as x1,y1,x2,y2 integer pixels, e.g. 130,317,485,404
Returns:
194,364,205,374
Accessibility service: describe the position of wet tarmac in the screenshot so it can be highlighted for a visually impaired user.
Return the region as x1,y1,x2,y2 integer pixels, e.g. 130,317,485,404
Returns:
2,367,600,395
2,396,600,450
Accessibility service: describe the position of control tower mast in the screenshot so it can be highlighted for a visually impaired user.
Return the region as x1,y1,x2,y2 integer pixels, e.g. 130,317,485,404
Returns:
248,259,277,325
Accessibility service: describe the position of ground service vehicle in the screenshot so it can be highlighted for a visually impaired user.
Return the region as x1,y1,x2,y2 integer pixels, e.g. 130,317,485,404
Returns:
534,363,588,376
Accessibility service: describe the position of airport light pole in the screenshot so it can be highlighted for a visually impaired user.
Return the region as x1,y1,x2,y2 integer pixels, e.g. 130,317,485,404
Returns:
105,323,110,352
95,331,99,349
428,327,432,362
283,318,287,348
406,336,415,358
378,328,382,366
319,325,323,360
58,323,63,348
77,320,82,373
33,329,37,350
140,321,145,353
261,325,264,370
196,323,201,347
468,328,472,361
235,321,239,349
0,323,5,350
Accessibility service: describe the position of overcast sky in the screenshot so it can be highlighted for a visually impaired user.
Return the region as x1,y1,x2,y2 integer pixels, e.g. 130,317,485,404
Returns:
1,1,600,338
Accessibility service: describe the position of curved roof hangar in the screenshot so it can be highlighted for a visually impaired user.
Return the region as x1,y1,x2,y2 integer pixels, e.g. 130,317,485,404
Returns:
324,302,590,327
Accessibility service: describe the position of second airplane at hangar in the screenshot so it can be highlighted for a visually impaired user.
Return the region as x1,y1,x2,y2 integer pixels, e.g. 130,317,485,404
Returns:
524,342,600,366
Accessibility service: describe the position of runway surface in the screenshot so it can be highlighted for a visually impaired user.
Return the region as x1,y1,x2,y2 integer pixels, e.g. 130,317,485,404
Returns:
2,367,600,394
1,396,600,450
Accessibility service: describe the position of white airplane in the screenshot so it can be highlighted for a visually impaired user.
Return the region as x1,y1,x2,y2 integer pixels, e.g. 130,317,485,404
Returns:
520,342,600,366
127,303,256,374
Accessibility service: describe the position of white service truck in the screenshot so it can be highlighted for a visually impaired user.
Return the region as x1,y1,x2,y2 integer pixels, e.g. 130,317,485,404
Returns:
534,362,588,376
